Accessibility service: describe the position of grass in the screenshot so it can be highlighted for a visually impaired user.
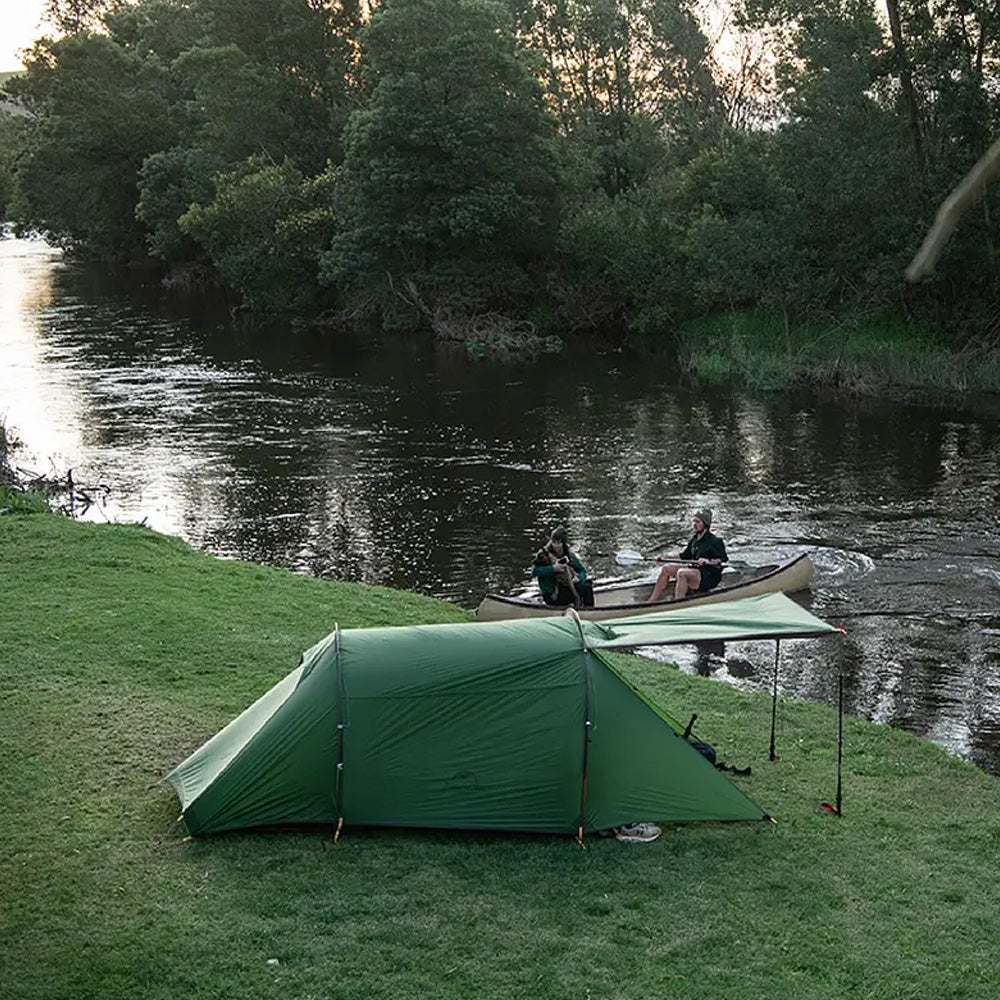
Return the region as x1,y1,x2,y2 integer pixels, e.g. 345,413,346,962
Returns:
675,308,1000,398
2,514,999,999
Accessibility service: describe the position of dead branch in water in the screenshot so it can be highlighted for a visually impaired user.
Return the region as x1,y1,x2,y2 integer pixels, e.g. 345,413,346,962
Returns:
391,276,562,357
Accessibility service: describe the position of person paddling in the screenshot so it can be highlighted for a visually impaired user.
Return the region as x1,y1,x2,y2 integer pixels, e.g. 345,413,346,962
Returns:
647,509,727,603
531,526,595,608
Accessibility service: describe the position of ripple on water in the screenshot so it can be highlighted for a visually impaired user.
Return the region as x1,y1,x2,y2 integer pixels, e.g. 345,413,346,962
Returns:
973,566,1000,588
735,544,875,586
808,546,876,584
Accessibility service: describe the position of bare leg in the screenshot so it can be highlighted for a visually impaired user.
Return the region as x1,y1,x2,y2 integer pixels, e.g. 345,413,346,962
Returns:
648,564,680,603
674,567,701,599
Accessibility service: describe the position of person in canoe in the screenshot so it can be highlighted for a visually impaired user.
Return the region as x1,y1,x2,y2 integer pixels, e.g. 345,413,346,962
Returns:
647,509,727,603
532,525,595,608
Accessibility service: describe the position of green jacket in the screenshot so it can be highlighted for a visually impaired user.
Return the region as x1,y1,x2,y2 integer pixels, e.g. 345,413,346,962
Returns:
531,545,588,598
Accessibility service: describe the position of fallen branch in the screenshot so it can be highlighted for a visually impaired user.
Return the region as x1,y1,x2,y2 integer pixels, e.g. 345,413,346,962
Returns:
906,137,1000,282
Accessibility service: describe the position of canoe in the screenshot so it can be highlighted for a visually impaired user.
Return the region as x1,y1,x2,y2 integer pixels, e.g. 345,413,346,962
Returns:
475,553,814,622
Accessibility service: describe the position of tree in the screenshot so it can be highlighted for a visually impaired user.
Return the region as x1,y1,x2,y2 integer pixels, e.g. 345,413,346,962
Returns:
136,145,224,259
126,0,362,276
0,113,31,221
8,32,175,256
322,0,561,320
907,137,1000,282
518,0,726,195
736,0,1000,321
180,157,334,312
884,0,924,170
43,0,125,35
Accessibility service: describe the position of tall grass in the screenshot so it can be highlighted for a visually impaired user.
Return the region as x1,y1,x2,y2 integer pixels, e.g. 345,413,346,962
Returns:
3,515,999,1000
676,309,1000,397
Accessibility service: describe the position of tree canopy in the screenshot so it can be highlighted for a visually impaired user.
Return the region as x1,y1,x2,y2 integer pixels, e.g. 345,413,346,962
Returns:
2,0,999,345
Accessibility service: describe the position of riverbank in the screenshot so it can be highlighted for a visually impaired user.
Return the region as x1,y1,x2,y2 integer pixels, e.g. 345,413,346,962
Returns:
672,308,1000,399
2,514,999,999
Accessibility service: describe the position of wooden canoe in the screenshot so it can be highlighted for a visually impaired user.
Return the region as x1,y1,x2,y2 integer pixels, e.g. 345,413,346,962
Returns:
475,553,814,622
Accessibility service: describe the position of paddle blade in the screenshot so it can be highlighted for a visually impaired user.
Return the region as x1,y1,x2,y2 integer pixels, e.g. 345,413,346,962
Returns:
615,548,644,566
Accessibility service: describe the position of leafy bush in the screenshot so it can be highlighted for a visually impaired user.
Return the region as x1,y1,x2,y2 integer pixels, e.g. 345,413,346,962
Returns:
0,484,50,515
0,422,50,515
180,157,335,314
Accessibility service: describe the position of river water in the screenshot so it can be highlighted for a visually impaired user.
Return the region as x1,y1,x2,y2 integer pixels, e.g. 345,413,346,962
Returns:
3,236,1000,773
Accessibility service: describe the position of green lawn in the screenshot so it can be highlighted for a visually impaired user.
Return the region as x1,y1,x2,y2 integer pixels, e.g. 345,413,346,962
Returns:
2,515,997,1000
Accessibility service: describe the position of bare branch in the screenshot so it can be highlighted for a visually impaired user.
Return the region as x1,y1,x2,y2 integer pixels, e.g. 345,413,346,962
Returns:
906,138,1000,282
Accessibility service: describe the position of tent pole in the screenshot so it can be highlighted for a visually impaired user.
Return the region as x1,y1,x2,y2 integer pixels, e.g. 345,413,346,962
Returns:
836,673,844,815
569,609,591,848
578,710,591,848
333,625,346,841
769,639,781,761
578,658,592,848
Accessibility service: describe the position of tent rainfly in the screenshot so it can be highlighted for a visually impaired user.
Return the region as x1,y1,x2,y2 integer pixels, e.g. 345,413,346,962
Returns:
165,593,842,838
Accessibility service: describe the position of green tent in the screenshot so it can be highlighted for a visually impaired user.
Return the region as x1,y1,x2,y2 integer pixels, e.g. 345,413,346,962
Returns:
166,593,840,837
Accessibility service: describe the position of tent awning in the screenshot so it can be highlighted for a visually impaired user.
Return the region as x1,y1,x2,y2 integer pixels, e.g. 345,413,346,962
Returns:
577,592,843,650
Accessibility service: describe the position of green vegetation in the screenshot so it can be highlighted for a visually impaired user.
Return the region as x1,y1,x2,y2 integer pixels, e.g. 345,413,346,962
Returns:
2,0,1000,380
0,421,51,514
3,512,999,999
675,309,1000,397
0,483,50,514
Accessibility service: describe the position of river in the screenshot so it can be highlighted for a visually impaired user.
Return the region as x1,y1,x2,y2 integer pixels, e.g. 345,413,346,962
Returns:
3,235,1000,774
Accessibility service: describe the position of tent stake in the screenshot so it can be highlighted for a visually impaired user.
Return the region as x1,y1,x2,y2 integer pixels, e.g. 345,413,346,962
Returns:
836,672,843,814
822,674,845,816
768,640,781,761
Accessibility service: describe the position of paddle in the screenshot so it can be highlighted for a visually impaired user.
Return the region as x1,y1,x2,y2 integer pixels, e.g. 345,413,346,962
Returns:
614,548,744,570
615,548,649,566
615,548,704,566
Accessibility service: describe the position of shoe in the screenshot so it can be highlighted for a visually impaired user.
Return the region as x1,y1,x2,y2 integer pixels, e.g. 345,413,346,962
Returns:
616,822,662,843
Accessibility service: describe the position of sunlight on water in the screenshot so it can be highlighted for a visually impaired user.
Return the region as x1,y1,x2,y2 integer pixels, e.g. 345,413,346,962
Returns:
0,238,78,466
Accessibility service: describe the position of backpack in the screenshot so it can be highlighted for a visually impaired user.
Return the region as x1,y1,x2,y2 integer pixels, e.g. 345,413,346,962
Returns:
680,714,750,774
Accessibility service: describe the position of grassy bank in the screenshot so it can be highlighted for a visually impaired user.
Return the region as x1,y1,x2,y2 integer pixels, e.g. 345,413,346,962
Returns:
675,309,1000,398
2,515,998,1000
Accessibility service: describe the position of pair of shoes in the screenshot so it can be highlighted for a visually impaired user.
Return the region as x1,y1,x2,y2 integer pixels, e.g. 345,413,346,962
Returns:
616,822,662,843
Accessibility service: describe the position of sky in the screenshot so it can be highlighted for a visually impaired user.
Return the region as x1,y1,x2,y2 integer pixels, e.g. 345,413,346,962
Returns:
2,0,49,73
0,1,766,77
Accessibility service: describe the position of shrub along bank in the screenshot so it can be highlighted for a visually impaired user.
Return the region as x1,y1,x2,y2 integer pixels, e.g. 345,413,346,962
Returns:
1,514,998,1000
672,309,1000,399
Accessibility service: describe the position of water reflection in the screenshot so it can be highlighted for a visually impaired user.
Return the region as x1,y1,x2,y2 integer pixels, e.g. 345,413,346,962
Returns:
2,236,1000,774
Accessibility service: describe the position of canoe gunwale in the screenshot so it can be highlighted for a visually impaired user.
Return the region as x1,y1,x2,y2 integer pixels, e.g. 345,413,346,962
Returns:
476,553,813,621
